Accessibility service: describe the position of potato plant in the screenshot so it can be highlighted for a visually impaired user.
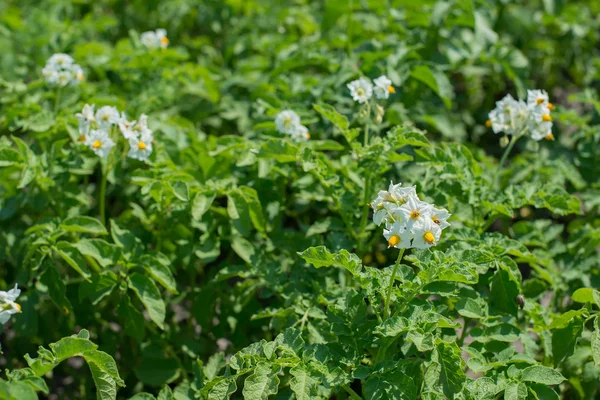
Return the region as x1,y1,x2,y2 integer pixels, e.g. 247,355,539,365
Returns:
0,1,599,399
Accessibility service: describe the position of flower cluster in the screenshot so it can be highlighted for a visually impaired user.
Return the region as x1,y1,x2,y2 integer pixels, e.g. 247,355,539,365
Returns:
371,182,450,249
42,54,84,87
141,29,169,50
274,110,310,142
76,104,154,161
347,75,395,104
0,284,21,325
487,89,556,141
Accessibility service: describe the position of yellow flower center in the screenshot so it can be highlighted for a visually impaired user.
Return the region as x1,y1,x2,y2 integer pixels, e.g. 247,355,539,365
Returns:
388,235,401,247
536,97,544,105
77,73,83,81
432,216,441,225
485,119,492,128
547,103,555,110
78,135,86,142
138,141,147,150
15,303,21,312
545,133,555,141
305,132,310,140
92,140,102,149
356,88,365,96
102,114,109,121
410,210,420,220
387,85,395,94
423,231,435,244
376,203,385,210
161,37,169,45
283,117,292,128
542,114,552,122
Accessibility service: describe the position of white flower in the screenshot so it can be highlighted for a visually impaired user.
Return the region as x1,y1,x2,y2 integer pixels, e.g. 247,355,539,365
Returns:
529,114,553,141
76,104,95,141
411,218,442,249
95,106,120,130
141,29,169,50
371,181,415,226
42,54,83,87
291,124,310,142
132,113,153,137
347,78,373,104
527,89,549,109
373,75,394,99
128,132,153,161
156,29,169,49
0,284,22,325
398,194,433,228
275,110,301,135
118,113,138,140
86,129,115,158
430,207,451,229
383,221,412,249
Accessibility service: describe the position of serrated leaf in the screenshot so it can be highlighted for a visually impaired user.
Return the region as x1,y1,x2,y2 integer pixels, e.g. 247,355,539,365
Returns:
313,103,349,131
242,362,280,400
434,341,466,398
54,241,91,279
191,192,215,221
592,317,600,367
169,181,190,201
257,139,298,162
298,246,362,275
552,315,583,366
289,366,318,400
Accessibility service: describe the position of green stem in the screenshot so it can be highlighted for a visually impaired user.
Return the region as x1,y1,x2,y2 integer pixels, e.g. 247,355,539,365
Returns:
493,134,520,186
346,0,354,56
54,87,62,114
99,160,108,226
383,248,405,320
342,384,362,400
363,102,372,147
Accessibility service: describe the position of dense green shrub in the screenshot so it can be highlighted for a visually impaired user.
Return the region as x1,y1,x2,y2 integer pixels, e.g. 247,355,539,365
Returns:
1,1,599,399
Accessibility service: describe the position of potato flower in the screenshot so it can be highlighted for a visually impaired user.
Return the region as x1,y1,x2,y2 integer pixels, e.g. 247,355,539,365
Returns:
42,53,84,87
86,129,115,158
347,78,373,104
373,75,395,100
0,284,22,325
141,29,169,50
371,182,450,249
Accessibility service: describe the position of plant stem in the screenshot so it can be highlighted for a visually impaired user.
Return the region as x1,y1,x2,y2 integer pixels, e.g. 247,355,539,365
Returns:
493,134,519,185
99,160,108,226
342,384,362,400
363,102,372,147
54,87,62,114
383,248,405,320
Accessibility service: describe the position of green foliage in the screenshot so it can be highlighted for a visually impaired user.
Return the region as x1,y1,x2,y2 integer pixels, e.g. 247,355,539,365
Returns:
1,0,600,399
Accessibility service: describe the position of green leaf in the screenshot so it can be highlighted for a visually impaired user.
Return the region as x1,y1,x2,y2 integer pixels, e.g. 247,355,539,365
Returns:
505,382,528,400
552,315,584,366
54,241,91,279
73,239,121,268
169,181,190,202
207,377,237,400
410,65,453,108
202,353,226,382
388,126,430,148
79,271,118,305
490,264,520,317
257,139,299,163
298,246,362,275
289,366,318,400
313,103,349,131
191,192,215,221
521,366,566,385
127,273,166,329
40,265,73,315
456,297,486,319
157,386,174,400
61,216,108,235
141,255,178,294
434,341,466,398
227,186,266,235
117,295,145,341
242,362,280,400
571,288,600,305
134,356,180,386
